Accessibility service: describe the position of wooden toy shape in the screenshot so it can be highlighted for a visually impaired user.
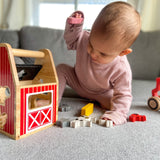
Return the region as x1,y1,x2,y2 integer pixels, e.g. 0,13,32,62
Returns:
58,104,71,112
148,77,160,110
90,117,97,124
0,43,58,140
81,103,94,116
129,114,146,122
56,118,70,128
98,119,113,128
106,120,113,128
70,116,92,128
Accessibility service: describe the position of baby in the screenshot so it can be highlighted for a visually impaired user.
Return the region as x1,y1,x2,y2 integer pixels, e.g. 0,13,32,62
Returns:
57,1,141,126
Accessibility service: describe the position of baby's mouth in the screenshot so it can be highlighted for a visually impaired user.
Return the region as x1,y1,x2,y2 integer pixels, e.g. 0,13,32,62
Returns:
91,58,99,64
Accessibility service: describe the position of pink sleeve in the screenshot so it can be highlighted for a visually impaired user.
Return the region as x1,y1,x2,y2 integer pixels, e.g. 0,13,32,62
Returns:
64,11,84,50
101,64,132,125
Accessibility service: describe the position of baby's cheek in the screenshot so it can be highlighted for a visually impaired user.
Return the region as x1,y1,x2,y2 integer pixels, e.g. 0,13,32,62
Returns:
99,57,107,64
101,57,113,64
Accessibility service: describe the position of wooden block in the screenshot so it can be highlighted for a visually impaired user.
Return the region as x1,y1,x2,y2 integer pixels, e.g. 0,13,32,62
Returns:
58,104,71,112
81,103,94,116
56,118,70,128
70,116,92,128
98,119,113,128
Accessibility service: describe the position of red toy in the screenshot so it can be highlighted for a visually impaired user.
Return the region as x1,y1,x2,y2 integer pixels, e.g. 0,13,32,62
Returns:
148,77,160,111
129,114,146,122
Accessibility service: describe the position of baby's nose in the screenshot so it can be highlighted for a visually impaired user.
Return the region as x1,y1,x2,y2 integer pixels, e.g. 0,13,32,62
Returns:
87,45,98,59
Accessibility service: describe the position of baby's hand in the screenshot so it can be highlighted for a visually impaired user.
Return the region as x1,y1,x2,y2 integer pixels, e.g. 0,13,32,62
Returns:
68,11,83,24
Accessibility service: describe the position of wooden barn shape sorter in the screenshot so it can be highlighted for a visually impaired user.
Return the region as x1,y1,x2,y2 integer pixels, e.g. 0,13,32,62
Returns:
0,43,58,140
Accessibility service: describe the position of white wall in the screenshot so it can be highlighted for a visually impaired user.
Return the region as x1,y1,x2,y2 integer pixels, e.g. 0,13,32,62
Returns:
0,0,32,29
0,0,160,31
0,0,4,28
128,0,160,31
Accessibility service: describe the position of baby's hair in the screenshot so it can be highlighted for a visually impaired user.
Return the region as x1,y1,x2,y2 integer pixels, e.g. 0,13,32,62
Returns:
92,1,141,51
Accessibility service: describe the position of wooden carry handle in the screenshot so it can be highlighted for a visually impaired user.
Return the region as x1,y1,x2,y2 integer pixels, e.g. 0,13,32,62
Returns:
13,49,45,58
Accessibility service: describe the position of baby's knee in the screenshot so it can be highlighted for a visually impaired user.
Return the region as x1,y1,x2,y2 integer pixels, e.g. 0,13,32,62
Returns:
56,64,67,71
56,64,69,75
56,64,74,78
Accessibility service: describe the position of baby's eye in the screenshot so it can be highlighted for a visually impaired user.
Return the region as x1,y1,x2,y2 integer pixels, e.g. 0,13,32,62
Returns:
100,52,107,57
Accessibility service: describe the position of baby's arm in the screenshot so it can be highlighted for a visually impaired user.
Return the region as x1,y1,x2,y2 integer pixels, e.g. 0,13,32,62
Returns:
101,68,132,126
64,11,84,50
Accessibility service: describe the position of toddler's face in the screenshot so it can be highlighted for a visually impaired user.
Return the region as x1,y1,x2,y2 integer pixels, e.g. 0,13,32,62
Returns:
87,32,122,64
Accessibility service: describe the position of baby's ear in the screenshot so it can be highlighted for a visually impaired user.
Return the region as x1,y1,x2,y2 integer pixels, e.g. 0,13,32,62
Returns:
119,48,132,56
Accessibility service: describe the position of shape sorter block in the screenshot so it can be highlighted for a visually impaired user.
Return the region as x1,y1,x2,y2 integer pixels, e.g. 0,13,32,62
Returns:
81,103,94,116
0,43,58,139
129,114,146,122
70,116,92,128
56,118,70,128
58,104,71,112
98,119,113,128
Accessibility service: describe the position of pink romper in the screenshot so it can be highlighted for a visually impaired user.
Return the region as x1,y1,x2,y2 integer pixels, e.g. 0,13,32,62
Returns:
56,12,132,125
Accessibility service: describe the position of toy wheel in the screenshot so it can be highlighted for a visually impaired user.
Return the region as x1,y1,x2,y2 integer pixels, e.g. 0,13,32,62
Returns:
148,96,160,111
